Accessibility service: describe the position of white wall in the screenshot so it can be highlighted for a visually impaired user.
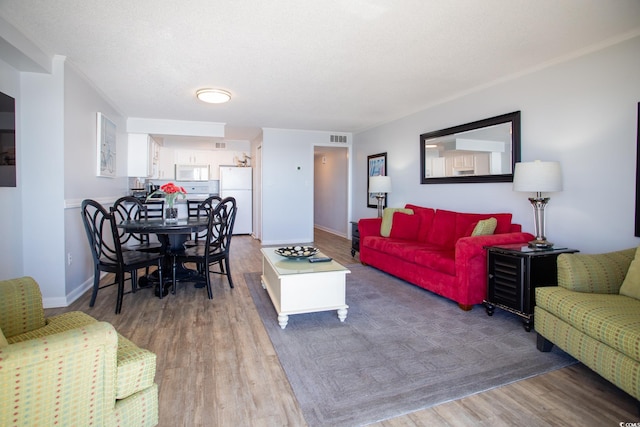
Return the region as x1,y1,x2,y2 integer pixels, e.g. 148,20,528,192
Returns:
0,58,23,279
353,35,640,254
63,62,127,302
261,128,351,245
20,56,66,302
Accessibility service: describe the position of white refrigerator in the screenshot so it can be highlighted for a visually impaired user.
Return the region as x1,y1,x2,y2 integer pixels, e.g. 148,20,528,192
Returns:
219,166,252,235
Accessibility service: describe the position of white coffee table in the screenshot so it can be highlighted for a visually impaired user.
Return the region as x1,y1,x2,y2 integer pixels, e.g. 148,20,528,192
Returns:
260,248,350,329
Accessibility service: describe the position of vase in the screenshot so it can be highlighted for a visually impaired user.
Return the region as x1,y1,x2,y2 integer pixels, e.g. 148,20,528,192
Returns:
165,207,178,222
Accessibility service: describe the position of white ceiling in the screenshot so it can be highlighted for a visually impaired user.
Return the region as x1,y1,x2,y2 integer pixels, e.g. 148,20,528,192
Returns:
2,1,640,141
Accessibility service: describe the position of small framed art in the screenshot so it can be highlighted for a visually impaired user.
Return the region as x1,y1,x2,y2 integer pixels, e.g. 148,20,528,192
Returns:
367,152,387,209
97,112,116,177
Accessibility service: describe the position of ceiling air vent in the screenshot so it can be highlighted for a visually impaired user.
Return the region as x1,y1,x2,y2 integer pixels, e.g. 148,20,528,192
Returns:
330,135,347,143
214,142,226,149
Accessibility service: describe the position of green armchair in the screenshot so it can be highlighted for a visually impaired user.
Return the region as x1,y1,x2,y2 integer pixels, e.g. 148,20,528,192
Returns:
535,248,640,404
0,277,158,426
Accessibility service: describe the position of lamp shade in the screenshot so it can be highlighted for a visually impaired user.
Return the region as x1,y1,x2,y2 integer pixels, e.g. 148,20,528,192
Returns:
513,160,563,192
369,175,392,193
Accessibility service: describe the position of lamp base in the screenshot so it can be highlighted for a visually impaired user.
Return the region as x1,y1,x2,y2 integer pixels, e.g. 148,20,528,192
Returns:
528,238,554,249
376,194,385,218
527,196,553,249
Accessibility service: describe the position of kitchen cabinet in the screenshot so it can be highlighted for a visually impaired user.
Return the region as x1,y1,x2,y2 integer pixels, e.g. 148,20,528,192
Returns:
127,134,159,178
157,146,174,179
174,149,212,165
443,152,491,177
209,151,237,179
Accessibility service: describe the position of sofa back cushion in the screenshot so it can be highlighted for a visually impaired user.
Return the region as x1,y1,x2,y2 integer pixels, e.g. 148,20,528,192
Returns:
0,277,46,338
426,209,459,248
404,204,436,242
455,212,513,240
380,208,414,237
389,212,422,240
421,209,513,249
557,249,635,293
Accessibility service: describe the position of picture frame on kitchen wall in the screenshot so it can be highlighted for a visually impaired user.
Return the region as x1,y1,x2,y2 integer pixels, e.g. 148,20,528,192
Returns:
96,112,116,178
367,152,387,208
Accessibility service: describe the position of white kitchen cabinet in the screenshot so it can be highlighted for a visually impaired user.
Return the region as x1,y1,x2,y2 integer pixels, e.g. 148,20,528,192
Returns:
127,134,159,177
157,146,175,179
209,151,238,179
174,149,212,165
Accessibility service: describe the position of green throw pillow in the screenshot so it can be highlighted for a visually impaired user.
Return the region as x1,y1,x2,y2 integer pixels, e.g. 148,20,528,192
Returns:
620,246,640,299
0,327,8,348
380,208,413,237
471,217,497,236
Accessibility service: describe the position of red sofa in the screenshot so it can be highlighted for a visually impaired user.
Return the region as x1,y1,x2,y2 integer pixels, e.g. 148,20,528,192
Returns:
359,204,534,310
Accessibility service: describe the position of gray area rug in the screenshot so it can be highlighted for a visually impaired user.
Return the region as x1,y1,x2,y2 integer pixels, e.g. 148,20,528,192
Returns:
245,264,575,427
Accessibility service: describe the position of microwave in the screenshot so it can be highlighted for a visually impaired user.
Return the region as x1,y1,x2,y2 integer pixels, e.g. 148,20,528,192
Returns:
175,164,210,181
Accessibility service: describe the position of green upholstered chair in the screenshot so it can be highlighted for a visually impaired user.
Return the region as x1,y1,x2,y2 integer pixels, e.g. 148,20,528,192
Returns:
535,248,640,405
0,276,158,426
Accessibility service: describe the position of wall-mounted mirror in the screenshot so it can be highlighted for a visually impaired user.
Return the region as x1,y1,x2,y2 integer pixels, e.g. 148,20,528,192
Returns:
420,111,521,184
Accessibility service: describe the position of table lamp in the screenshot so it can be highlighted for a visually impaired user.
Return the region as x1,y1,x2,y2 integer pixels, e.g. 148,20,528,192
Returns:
513,160,563,248
369,175,392,218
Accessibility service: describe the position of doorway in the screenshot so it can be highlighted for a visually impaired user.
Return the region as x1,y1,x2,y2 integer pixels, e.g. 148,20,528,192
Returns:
313,146,349,238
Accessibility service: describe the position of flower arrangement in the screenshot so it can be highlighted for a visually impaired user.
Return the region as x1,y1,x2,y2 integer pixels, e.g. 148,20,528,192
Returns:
146,182,187,209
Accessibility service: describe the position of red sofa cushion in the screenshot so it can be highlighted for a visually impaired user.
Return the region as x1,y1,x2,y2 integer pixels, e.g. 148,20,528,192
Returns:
414,248,456,276
389,212,422,240
425,209,458,249
455,212,513,240
404,204,435,242
363,237,430,263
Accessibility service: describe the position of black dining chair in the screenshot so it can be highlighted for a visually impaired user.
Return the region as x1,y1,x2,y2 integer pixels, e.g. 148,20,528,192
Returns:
184,196,222,248
172,197,237,299
112,196,163,253
81,199,165,314
144,200,165,219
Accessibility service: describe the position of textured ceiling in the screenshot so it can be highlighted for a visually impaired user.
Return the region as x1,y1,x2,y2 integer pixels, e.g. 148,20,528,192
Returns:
1,0,640,140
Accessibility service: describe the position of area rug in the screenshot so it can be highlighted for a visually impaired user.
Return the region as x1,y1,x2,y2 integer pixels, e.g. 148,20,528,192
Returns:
245,265,575,427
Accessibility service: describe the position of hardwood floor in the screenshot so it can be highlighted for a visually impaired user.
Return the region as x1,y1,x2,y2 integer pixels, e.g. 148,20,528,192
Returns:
47,229,638,426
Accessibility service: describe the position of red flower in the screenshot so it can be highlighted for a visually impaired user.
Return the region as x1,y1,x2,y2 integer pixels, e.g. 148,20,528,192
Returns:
146,182,188,208
160,183,187,195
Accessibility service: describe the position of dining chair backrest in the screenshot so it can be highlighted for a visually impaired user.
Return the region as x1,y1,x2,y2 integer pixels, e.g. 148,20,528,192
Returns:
206,196,237,255
187,196,222,244
81,199,121,267
144,200,165,219
112,196,147,246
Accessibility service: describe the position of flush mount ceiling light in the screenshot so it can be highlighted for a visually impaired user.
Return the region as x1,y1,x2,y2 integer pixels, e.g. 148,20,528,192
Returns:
196,88,231,104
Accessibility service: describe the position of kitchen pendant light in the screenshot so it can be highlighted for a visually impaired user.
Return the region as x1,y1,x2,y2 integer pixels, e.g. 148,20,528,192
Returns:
196,88,231,104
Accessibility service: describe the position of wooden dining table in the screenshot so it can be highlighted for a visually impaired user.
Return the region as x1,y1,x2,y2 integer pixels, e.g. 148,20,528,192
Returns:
118,216,209,296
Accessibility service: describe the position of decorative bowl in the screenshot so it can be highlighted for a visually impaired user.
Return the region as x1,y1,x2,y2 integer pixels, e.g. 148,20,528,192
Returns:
274,246,319,259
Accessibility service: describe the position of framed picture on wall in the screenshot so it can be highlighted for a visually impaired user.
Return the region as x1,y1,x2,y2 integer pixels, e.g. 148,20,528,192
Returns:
367,152,387,208
97,112,116,178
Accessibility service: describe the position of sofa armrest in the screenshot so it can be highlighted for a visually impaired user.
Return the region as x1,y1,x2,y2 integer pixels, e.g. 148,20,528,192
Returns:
0,322,118,426
0,276,46,338
557,248,636,294
454,232,535,303
358,217,382,239
455,232,536,265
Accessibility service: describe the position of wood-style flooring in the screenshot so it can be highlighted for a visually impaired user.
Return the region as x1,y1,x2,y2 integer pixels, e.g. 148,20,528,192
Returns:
46,229,638,426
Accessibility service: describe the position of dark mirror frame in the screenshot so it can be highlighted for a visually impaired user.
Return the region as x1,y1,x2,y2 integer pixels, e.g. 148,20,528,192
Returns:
420,111,521,184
